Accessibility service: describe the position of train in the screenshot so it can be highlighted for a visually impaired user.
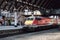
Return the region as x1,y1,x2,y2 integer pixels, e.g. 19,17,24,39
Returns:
24,16,60,29
25,16,57,26
24,16,60,31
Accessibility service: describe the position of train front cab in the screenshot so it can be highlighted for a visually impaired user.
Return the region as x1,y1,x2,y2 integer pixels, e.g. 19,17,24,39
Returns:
25,17,53,25
24,16,35,26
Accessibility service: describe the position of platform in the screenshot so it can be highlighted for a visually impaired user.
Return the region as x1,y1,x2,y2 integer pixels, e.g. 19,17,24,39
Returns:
0,26,24,30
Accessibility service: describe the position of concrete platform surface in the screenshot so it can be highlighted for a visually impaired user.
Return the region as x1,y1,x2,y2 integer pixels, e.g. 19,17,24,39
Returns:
0,26,23,30
0,28,60,40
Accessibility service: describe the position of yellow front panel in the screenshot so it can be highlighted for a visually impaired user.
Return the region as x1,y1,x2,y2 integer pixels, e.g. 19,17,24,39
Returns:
25,20,33,25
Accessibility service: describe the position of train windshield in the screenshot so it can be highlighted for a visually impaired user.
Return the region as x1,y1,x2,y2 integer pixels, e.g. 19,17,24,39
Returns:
26,18,34,20
35,18,41,20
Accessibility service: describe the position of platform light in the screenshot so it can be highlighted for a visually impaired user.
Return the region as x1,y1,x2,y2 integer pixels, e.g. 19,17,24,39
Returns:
34,10,42,15
17,0,18,1
17,0,22,2
49,16,54,18
24,9,28,15
46,10,50,13
5,1,7,3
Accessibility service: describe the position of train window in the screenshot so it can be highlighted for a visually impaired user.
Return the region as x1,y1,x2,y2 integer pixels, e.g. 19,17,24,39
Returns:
26,18,33,20
30,18,33,20
35,18,41,20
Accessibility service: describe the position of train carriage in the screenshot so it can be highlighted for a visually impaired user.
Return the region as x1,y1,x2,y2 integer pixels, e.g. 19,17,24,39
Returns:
24,16,54,27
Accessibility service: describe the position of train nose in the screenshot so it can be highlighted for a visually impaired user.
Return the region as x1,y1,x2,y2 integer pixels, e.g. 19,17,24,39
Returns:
25,20,33,25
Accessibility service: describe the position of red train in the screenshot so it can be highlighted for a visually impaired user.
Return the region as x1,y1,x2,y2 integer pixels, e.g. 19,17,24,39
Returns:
24,16,59,27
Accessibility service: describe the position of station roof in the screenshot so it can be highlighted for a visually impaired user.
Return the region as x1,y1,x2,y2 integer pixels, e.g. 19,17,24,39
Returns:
0,0,60,12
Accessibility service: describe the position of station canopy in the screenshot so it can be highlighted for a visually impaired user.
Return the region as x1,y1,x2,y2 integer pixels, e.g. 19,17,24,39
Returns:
0,0,60,12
